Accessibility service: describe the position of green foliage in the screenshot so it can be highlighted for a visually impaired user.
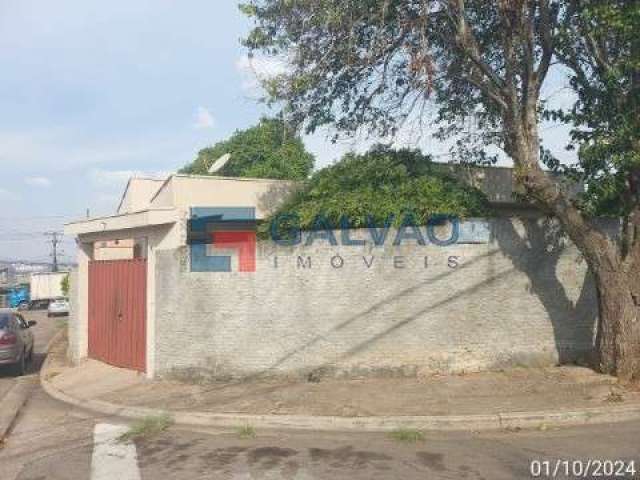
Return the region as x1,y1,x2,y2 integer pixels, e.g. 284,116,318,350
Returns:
550,1,640,217
117,414,173,443
60,274,70,297
389,428,425,443
180,117,314,180
262,146,491,235
236,424,257,439
241,1,638,218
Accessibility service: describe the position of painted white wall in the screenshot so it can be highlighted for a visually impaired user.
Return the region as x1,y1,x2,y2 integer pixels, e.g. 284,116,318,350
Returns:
68,242,93,364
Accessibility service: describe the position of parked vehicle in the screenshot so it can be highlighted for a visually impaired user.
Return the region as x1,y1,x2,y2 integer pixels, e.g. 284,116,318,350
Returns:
0,308,36,376
48,298,70,317
30,272,67,310
6,286,30,309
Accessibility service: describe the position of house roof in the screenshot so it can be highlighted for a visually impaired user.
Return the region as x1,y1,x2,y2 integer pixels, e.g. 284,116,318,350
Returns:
117,177,167,214
66,174,299,236
64,208,179,236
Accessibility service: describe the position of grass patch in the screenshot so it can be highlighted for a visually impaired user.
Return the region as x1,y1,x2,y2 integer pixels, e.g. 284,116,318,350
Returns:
236,424,256,439
389,428,425,443
56,318,68,330
118,414,173,443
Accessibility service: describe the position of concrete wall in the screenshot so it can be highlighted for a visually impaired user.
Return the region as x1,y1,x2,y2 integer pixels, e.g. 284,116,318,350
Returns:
154,217,600,381
435,164,584,206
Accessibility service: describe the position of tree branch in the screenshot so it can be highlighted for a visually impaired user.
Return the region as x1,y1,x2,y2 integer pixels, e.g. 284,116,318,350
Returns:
447,0,508,98
466,70,509,110
534,0,556,92
584,31,613,75
521,166,618,270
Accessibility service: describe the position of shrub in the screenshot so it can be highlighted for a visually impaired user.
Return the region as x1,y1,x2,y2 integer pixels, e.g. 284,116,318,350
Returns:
261,145,491,237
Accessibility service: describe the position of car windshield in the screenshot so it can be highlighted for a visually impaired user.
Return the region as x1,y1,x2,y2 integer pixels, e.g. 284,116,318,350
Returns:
0,313,10,329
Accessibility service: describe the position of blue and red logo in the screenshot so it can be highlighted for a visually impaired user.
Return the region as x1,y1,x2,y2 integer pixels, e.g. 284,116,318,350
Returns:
189,207,256,272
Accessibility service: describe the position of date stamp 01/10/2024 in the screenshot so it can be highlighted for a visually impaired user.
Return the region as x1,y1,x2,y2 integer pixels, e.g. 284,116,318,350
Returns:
530,459,637,478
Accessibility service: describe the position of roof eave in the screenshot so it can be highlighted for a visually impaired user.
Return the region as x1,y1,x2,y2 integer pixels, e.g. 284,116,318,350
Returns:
64,208,179,236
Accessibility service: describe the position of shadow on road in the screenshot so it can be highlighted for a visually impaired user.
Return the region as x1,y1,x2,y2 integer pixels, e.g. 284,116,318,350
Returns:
0,352,47,379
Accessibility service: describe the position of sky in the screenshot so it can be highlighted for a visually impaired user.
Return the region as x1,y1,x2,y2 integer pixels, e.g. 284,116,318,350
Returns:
0,0,577,262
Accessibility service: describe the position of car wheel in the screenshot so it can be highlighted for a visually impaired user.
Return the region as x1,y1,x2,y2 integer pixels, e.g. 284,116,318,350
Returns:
13,352,26,376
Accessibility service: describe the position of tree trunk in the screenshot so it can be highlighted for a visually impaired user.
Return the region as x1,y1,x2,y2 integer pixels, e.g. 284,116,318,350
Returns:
506,114,640,382
594,268,640,382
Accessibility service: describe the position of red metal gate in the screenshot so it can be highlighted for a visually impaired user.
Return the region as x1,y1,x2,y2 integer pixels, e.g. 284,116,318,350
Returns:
88,259,147,372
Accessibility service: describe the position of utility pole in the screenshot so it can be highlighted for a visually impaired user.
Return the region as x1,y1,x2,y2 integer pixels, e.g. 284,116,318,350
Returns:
44,232,62,272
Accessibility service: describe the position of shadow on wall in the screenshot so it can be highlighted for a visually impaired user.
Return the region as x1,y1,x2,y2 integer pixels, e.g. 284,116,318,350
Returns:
491,217,597,366
251,218,598,379
258,249,509,380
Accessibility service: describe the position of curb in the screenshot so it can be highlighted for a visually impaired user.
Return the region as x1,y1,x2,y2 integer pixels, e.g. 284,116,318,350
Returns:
40,336,640,432
0,378,37,442
43,328,66,359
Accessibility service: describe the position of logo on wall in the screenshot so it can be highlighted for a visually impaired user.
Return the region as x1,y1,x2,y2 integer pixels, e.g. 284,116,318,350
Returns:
188,207,256,272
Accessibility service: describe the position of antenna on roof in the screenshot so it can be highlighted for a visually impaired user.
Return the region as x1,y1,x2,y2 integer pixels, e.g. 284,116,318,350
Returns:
208,153,231,174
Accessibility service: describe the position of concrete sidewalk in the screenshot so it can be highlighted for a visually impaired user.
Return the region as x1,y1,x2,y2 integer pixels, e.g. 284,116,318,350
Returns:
42,335,640,431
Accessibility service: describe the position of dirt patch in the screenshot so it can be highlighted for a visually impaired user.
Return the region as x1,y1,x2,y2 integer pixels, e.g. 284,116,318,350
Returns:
416,451,446,471
309,446,391,467
199,447,248,469
247,447,298,471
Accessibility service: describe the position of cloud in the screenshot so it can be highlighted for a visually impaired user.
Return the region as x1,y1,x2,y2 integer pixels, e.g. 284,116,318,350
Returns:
0,187,17,199
24,176,52,187
0,128,194,172
235,54,289,93
193,106,215,129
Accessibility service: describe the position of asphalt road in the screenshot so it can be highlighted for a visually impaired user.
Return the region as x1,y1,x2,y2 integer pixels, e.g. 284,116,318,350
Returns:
1,383,639,479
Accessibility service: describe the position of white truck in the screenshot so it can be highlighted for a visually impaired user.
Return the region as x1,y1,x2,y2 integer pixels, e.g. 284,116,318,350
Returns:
29,272,67,309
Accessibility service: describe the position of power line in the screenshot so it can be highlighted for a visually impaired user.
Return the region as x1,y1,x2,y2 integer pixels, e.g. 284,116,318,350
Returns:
44,232,63,272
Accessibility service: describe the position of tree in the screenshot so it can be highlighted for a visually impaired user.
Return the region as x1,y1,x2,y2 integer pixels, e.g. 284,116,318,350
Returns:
61,274,70,298
557,2,639,216
180,117,314,180
265,145,491,235
552,1,640,377
241,1,640,380
544,2,639,218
